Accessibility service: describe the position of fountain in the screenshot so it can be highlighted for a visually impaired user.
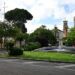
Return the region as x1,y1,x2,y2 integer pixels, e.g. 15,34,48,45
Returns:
54,39,66,52
53,31,67,52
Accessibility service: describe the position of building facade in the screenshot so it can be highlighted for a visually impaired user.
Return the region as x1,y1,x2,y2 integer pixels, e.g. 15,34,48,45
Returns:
63,20,68,38
52,20,68,46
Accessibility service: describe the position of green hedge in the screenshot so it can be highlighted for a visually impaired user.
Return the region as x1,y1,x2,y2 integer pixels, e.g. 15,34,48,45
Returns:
24,42,41,51
8,47,23,56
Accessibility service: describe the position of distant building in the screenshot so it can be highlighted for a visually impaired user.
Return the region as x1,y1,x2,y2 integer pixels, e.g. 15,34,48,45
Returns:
74,17,75,27
63,20,68,38
52,20,68,46
52,26,63,45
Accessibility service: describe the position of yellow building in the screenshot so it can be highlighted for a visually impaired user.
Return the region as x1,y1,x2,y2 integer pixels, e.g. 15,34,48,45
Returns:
63,20,68,38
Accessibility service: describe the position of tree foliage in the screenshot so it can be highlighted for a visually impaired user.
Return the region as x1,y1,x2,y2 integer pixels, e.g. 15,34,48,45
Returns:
5,8,33,23
0,22,20,38
13,22,27,33
65,27,75,46
28,26,57,47
5,8,33,33
16,32,28,47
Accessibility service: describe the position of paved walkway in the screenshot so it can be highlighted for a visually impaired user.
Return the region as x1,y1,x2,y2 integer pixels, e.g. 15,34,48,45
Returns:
0,58,75,75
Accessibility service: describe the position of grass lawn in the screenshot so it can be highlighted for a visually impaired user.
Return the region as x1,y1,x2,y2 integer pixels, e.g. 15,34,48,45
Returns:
22,51,75,63
0,51,75,63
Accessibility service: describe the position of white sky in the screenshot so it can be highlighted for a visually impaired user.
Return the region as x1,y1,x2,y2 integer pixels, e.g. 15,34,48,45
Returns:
0,0,75,33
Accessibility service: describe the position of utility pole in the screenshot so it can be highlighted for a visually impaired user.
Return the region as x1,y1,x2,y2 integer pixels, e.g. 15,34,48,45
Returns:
3,1,6,48
3,1,6,22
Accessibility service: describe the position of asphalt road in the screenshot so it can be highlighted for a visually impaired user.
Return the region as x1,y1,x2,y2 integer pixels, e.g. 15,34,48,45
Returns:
0,58,75,75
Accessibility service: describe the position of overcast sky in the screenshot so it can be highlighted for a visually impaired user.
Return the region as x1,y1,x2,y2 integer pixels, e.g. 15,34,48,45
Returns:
0,0,75,33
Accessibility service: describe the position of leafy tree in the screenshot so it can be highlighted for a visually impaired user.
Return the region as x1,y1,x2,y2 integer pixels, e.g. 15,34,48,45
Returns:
65,27,75,46
16,32,28,47
5,8,33,22
0,22,21,48
13,22,27,33
5,26,20,38
5,8,33,33
0,24,4,48
0,22,9,48
28,25,57,47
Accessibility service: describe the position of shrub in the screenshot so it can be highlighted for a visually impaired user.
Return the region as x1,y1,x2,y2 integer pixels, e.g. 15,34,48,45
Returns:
24,42,41,51
8,47,23,56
